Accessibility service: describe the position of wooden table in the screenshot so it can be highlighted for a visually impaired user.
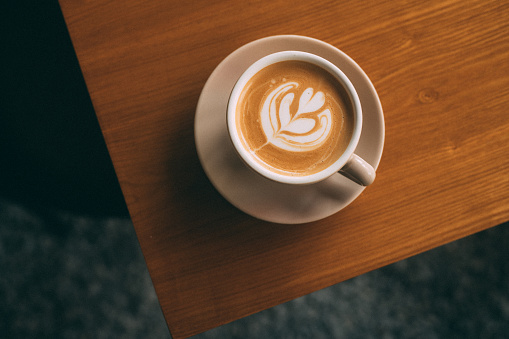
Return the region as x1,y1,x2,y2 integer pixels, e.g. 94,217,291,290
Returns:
58,0,509,337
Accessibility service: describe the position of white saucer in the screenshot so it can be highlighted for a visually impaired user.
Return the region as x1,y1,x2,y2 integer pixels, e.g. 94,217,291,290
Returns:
194,35,385,224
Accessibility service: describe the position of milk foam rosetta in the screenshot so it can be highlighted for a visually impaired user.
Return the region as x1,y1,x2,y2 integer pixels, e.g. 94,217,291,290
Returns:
260,82,332,152
236,60,354,176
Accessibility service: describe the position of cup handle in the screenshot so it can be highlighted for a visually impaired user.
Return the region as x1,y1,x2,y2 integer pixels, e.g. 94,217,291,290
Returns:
338,154,376,186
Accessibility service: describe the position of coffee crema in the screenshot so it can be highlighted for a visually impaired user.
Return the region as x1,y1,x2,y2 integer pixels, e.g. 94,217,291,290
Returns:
235,60,354,176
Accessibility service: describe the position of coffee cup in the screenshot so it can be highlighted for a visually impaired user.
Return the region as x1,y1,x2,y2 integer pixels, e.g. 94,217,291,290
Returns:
227,51,375,186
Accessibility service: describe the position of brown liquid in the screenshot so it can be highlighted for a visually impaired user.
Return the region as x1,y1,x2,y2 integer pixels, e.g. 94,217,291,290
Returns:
236,60,354,176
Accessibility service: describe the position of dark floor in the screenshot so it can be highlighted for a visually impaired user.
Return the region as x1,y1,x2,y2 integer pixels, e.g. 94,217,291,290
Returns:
1,197,508,339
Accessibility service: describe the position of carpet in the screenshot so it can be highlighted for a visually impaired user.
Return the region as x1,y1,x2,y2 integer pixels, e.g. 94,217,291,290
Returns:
1,197,508,338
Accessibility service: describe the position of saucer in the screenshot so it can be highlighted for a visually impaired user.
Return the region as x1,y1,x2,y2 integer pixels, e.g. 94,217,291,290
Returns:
194,35,385,224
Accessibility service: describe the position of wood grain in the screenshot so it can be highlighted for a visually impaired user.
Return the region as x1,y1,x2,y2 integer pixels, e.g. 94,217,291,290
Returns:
58,0,509,337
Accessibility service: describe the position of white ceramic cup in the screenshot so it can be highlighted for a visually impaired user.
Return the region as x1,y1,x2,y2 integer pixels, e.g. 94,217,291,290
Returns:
227,51,376,186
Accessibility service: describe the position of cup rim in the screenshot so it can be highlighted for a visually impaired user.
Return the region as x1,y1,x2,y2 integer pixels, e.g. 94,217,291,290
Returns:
227,51,362,185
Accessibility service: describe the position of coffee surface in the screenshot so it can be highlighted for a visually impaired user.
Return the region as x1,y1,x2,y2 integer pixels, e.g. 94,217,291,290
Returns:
235,60,354,176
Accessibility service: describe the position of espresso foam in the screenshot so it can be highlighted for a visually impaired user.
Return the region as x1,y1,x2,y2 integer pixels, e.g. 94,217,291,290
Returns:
236,60,354,176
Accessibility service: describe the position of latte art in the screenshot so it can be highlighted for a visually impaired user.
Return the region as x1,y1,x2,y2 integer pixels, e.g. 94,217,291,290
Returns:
235,60,354,177
260,83,332,152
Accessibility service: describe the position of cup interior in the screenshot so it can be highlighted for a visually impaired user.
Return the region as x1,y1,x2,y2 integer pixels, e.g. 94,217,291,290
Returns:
227,51,362,185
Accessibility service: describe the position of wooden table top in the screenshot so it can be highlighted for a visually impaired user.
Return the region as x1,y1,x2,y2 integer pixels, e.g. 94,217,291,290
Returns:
58,0,509,337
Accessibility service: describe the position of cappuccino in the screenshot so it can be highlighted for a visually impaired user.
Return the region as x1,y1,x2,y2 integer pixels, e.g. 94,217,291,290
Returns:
234,60,354,177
